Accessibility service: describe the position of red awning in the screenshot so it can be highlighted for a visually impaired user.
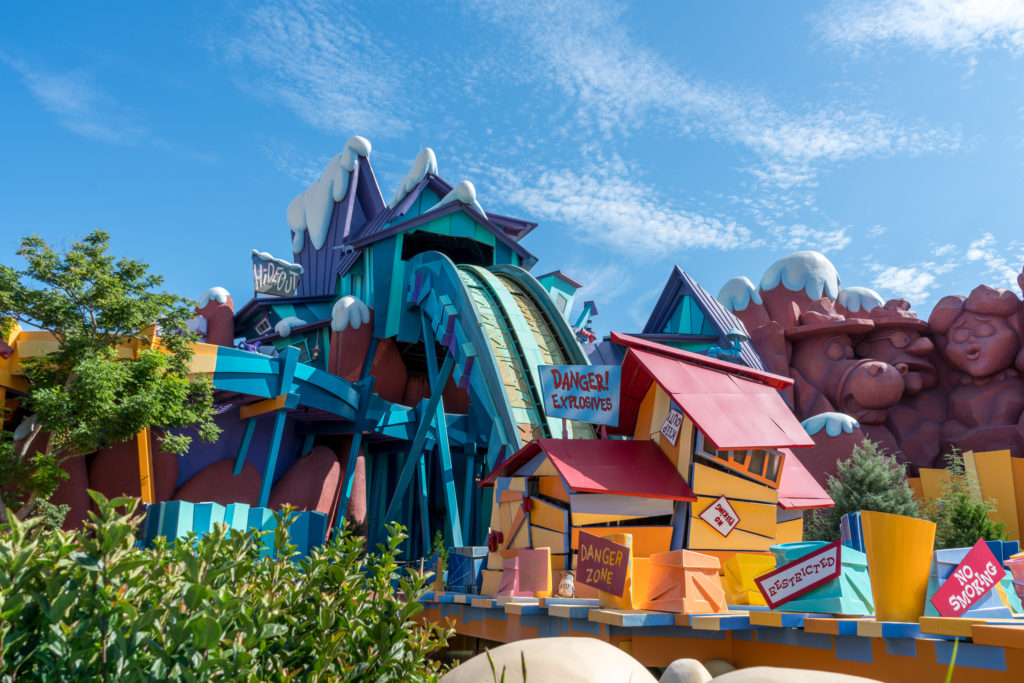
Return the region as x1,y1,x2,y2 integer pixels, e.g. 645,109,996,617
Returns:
777,448,834,510
616,335,814,451
481,438,697,502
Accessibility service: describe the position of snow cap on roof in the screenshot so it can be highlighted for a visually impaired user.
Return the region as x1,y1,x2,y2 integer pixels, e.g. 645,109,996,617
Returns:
198,286,231,308
428,180,486,217
389,148,438,209
837,286,884,313
287,135,371,253
718,276,762,312
759,251,840,300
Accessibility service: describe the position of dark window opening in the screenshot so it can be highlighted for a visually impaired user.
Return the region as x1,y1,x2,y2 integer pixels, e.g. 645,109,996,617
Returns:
397,339,450,376
401,231,494,267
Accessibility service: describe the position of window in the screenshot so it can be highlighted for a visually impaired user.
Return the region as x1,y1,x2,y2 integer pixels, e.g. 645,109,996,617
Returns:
254,315,272,336
553,291,569,315
693,432,784,487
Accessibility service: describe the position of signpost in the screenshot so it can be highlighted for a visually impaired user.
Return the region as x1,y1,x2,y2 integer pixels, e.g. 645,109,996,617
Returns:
576,531,630,597
930,538,1006,618
755,541,843,610
660,408,684,446
251,249,303,297
699,495,740,538
538,365,620,427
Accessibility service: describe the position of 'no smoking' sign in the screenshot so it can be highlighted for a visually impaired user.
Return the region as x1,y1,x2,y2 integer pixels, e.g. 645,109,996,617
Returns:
699,495,740,537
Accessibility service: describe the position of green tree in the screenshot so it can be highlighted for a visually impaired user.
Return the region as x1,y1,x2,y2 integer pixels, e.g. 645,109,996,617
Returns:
806,438,921,541
922,448,1006,549
0,231,220,521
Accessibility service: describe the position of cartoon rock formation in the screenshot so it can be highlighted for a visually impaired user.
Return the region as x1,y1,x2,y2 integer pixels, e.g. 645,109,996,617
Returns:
721,252,1024,477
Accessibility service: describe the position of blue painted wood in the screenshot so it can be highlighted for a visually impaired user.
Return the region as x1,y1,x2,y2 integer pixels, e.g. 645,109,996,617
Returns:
224,503,250,533
934,639,1007,671
159,501,195,544
258,408,288,508
192,502,226,535
234,417,258,476
461,452,474,543
300,433,314,458
416,456,431,556
383,354,455,525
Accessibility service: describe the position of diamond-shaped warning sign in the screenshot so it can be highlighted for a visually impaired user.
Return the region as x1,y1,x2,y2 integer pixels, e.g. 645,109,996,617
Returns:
699,495,740,537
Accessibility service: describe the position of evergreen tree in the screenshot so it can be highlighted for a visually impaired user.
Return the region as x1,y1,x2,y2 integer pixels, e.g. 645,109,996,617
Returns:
922,448,1006,549
806,438,920,541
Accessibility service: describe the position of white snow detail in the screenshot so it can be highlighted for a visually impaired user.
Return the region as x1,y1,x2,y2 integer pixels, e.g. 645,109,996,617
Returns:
428,180,487,217
274,316,307,337
838,286,885,313
287,135,372,253
717,276,763,312
250,249,304,273
759,251,841,301
802,412,860,438
198,286,231,309
331,295,371,332
388,148,438,209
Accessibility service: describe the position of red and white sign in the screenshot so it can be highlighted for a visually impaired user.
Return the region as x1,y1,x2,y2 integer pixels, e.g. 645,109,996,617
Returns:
755,541,843,610
698,495,740,537
660,408,684,446
930,538,1006,618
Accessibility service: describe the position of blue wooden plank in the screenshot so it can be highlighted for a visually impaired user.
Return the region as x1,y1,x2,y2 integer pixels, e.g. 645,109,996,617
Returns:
192,502,225,535
835,635,874,663
885,638,917,657
233,417,257,476
383,355,455,525
224,503,250,533
934,640,1007,672
258,409,288,508
416,457,430,556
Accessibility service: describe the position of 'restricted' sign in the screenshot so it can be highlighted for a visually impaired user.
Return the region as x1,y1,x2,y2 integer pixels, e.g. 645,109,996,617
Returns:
251,249,303,297
930,538,1006,618
538,365,620,426
576,531,630,597
755,541,842,610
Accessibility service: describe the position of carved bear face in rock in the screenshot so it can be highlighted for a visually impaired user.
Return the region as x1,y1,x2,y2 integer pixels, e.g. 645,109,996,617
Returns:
854,301,937,396
929,286,1022,380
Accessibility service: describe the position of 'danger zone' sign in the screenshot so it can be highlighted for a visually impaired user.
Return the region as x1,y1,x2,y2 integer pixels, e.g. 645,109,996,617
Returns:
755,540,842,610
930,538,1006,618
576,532,630,597
538,365,620,426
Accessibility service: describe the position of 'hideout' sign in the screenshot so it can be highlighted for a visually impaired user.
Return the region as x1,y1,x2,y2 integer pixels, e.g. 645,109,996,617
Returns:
538,365,620,427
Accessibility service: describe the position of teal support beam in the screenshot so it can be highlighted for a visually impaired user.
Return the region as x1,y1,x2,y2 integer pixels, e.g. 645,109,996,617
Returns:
461,452,475,543
233,417,257,476
417,457,430,557
383,354,455,525
300,433,314,457
257,408,287,508
433,394,463,547
335,376,376,531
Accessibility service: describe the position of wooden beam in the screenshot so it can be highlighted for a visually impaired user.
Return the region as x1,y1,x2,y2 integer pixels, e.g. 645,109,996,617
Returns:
240,394,290,420
137,428,155,504
257,408,288,508
233,417,257,476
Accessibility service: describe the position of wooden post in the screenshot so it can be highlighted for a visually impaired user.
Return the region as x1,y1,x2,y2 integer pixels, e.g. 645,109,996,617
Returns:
233,417,257,476
137,428,156,504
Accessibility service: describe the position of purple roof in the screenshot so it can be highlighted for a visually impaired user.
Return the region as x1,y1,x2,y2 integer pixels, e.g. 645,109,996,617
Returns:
536,270,584,289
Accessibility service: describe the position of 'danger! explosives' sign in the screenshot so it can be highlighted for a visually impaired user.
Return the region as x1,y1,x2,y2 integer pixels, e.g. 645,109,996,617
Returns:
930,538,1006,618
755,541,843,610
576,532,630,597
538,365,620,426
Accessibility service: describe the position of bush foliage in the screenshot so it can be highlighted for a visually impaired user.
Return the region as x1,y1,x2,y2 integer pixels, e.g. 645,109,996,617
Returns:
806,438,921,541
0,493,451,681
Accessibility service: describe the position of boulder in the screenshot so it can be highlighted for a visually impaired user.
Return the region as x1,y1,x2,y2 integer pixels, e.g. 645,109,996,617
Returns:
174,459,261,505
88,433,178,504
268,446,340,514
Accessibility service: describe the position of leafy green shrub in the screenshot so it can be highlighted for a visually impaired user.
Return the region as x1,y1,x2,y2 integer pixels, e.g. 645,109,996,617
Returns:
0,492,452,681
921,448,1006,549
806,438,921,541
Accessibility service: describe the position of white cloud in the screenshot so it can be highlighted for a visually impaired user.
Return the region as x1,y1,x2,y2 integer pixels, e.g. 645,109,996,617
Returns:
771,224,852,253
481,158,757,256
932,243,958,256
867,224,888,238
966,232,1022,287
467,0,960,187
261,139,328,186
868,259,959,303
216,0,411,137
0,53,147,145
817,0,1024,55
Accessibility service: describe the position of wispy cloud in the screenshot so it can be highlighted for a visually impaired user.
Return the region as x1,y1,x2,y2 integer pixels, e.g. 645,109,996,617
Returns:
479,156,758,255
867,258,958,303
966,232,1023,287
817,0,1024,55
867,224,888,238
215,0,412,137
1,53,147,145
770,224,852,253
260,139,328,185
466,0,960,188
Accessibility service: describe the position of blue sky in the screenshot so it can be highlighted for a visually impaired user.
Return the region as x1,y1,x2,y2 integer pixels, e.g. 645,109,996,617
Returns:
3,1,1024,336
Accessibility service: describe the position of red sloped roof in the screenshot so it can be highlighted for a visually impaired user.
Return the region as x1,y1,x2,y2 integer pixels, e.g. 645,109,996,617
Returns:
777,448,834,510
615,335,813,451
480,438,697,502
